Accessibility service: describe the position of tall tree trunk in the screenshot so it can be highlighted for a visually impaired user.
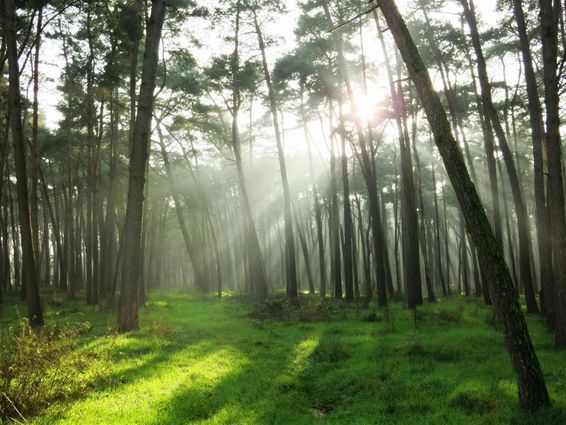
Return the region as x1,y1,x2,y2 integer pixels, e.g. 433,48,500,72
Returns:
117,0,166,332
376,0,549,408
4,0,43,327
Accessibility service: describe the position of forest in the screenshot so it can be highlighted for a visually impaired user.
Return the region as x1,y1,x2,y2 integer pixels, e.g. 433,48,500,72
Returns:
0,0,565,423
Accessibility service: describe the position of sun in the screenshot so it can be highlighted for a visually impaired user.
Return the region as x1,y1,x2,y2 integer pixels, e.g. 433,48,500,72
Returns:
352,86,390,123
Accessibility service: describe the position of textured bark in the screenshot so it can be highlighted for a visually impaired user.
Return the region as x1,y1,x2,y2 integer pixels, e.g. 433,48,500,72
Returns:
118,0,166,332
377,0,550,408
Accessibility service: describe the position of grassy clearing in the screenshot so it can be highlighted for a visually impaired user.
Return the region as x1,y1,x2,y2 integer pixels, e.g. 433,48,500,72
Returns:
1,292,565,424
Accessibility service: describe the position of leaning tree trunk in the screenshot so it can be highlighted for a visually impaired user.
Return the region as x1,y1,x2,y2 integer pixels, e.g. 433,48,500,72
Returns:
376,0,549,409
4,0,43,327
117,0,166,332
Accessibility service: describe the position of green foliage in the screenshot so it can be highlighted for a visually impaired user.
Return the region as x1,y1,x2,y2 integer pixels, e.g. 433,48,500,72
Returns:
0,319,100,422
1,294,565,424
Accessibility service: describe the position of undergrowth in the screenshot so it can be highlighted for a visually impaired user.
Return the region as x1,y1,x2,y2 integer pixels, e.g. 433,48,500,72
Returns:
0,319,104,422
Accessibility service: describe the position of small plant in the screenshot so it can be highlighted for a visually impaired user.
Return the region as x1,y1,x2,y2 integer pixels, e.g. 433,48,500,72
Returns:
0,319,98,422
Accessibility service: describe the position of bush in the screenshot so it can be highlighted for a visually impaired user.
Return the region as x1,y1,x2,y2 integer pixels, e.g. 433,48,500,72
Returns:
0,320,95,422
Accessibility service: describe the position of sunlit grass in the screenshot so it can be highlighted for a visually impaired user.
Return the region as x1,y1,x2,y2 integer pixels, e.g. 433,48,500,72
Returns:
1,292,565,424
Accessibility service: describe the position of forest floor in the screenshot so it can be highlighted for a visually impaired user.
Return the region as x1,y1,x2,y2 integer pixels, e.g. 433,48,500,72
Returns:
1,291,566,424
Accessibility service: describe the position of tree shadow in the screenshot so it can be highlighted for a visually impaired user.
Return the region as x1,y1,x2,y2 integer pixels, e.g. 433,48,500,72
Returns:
144,324,320,425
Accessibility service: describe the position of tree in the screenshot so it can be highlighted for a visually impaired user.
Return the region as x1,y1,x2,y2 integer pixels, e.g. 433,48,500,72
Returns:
118,0,167,332
4,0,44,327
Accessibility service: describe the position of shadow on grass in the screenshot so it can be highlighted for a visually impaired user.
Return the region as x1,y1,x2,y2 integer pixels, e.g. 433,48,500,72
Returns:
144,325,318,424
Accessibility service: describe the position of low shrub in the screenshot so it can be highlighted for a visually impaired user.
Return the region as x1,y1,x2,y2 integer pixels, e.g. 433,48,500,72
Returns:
0,319,96,422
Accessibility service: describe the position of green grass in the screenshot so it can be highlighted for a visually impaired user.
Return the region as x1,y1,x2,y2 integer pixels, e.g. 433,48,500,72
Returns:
1,292,566,424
